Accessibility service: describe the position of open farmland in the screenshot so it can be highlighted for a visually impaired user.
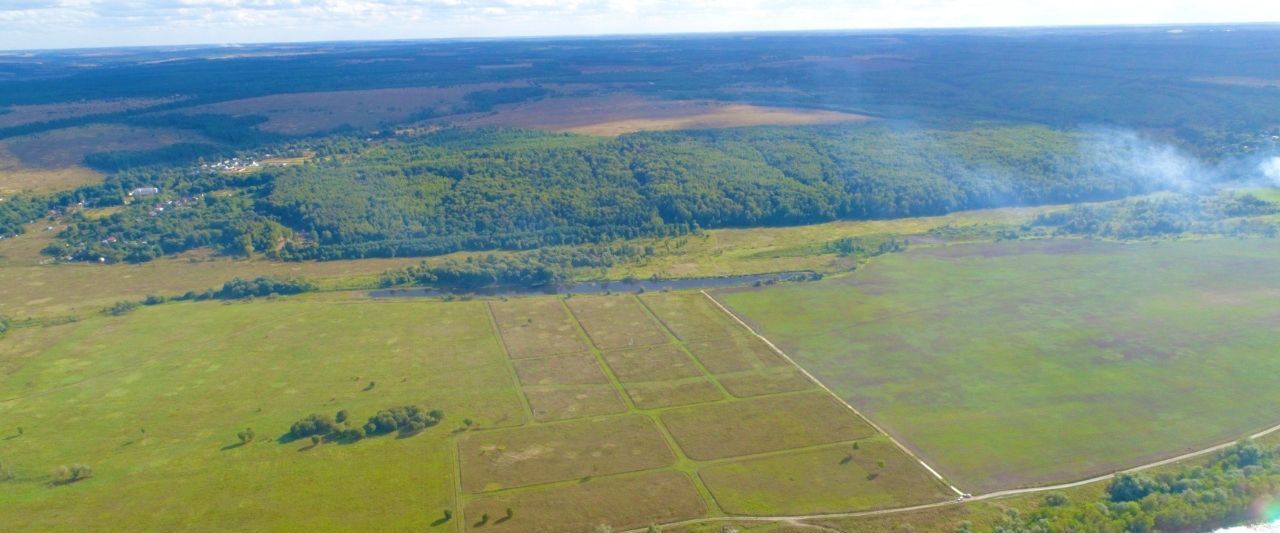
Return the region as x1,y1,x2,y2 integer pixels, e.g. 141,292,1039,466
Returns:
716,238,1280,494
0,285,965,530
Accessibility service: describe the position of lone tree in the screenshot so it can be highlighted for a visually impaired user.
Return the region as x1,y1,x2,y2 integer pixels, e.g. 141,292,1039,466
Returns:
505,507,513,520
310,435,321,447
237,428,255,444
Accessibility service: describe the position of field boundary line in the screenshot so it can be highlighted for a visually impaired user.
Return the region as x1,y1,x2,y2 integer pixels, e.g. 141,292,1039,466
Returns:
698,290,966,497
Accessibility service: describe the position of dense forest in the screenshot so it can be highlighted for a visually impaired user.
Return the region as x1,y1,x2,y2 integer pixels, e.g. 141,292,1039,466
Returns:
21,123,1202,263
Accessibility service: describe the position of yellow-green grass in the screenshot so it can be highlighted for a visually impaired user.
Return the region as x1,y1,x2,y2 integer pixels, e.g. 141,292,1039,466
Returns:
699,437,954,515
599,343,704,382
660,392,877,461
0,165,101,195
717,238,1280,493
511,354,610,386
717,368,816,398
522,386,628,421
462,470,706,532
598,205,1055,280
457,414,675,493
488,298,590,358
565,295,669,350
624,378,725,410
0,298,526,530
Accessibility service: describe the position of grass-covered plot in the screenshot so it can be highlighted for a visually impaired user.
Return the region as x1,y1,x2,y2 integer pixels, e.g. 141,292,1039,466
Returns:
699,438,953,514
522,386,628,422
489,298,590,358
0,299,525,530
462,471,706,532
458,415,674,492
640,291,747,341
511,354,609,386
660,392,876,460
565,295,669,349
623,378,724,410
717,238,1280,493
599,343,703,382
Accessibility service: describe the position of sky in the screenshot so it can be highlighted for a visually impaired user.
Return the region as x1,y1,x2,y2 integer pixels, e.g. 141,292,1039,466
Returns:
0,0,1277,51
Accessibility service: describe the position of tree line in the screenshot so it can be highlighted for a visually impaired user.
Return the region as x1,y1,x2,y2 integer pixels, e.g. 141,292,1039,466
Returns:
989,439,1280,532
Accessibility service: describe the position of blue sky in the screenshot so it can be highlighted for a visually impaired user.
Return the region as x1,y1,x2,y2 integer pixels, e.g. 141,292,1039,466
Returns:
0,1,1277,51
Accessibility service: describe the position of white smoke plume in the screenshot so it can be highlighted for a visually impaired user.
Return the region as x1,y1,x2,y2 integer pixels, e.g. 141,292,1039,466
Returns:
1082,127,1280,192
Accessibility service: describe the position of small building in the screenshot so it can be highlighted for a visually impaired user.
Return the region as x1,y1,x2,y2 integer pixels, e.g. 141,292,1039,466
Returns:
130,187,160,197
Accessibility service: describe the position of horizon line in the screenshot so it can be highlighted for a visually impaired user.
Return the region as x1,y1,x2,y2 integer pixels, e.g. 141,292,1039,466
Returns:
3,20,1278,54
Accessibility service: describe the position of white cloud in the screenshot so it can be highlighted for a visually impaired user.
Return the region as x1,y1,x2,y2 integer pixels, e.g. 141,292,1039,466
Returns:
0,0,1277,49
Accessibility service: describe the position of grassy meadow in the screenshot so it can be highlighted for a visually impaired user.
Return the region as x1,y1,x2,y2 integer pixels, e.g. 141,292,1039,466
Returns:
2,289,955,531
717,238,1280,493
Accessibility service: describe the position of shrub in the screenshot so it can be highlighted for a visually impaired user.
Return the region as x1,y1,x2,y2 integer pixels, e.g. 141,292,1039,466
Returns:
103,300,140,316
52,463,93,484
288,413,340,440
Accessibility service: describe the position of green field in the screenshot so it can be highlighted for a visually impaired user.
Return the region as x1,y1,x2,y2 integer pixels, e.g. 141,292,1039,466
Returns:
0,299,525,530
717,238,1280,493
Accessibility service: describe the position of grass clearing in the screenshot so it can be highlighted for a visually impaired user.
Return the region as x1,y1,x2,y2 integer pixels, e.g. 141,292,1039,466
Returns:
183,84,513,135
0,299,525,530
717,368,816,398
459,94,870,136
718,238,1280,493
0,149,101,195
599,343,703,382
700,438,954,515
511,354,609,386
660,392,876,460
488,298,590,358
564,295,669,350
685,334,789,374
0,98,177,129
522,386,629,421
624,378,725,410
462,470,706,532
458,414,674,492
1,124,212,168
598,205,1054,280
